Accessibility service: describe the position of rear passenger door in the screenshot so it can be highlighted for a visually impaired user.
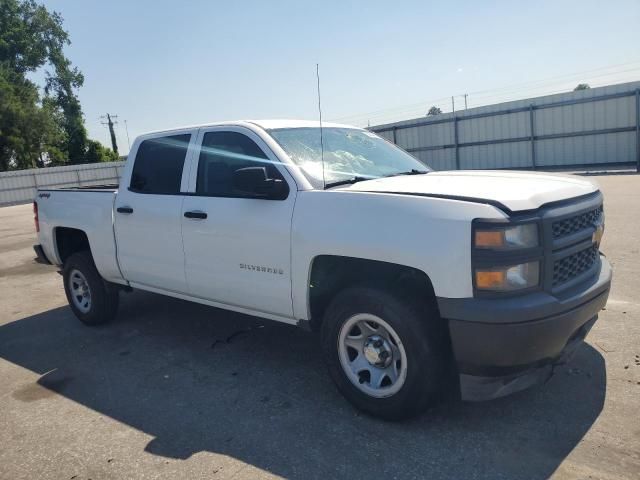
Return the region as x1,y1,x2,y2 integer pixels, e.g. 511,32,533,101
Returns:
115,131,196,293
181,126,297,318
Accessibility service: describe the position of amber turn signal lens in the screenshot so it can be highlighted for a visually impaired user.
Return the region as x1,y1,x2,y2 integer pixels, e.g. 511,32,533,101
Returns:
475,270,506,289
475,230,504,248
475,262,540,292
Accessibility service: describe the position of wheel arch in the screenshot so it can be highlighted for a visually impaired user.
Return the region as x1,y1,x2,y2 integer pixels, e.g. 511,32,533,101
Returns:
54,227,92,264
306,255,439,332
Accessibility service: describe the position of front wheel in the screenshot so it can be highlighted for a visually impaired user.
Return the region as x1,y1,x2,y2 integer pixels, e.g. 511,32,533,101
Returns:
63,251,119,325
321,286,446,420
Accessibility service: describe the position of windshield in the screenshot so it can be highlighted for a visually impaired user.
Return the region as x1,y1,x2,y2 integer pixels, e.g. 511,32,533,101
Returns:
268,127,430,188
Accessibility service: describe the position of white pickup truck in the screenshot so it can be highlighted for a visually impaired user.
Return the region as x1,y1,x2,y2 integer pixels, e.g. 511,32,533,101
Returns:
33,120,611,419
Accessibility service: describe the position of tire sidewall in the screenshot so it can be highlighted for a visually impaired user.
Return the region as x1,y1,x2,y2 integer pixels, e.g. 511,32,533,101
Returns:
63,251,116,325
321,286,443,420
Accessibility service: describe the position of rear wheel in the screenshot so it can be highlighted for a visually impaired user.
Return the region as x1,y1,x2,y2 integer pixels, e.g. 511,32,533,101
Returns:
63,251,119,325
321,286,446,420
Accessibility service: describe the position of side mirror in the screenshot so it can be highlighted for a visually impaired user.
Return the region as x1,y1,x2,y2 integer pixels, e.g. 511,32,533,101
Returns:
232,167,288,200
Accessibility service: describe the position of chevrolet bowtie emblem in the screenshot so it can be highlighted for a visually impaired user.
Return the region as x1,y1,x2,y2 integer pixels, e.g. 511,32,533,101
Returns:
592,222,604,246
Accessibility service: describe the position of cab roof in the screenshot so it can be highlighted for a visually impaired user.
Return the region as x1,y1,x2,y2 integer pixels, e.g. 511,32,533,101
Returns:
249,119,358,130
137,119,360,138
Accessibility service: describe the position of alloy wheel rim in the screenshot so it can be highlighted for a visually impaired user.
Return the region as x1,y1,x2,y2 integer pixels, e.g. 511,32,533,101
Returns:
69,269,91,313
338,313,408,398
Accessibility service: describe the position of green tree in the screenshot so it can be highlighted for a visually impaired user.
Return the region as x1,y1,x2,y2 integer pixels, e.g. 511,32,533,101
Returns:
574,83,591,91
427,106,442,116
0,65,64,169
85,139,119,163
0,0,115,170
44,49,88,164
39,96,68,165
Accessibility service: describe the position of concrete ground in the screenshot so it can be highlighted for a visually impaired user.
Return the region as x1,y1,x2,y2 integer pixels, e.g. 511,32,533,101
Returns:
0,175,638,480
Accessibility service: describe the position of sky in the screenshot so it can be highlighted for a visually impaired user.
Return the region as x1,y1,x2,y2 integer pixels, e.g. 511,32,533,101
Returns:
39,0,640,154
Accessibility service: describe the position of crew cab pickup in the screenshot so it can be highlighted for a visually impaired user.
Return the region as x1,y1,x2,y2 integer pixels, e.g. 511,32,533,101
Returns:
33,120,611,419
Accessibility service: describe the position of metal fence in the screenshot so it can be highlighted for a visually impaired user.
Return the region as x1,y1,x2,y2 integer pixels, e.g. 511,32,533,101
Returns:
2,81,639,206
371,81,640,172
0,161,125,206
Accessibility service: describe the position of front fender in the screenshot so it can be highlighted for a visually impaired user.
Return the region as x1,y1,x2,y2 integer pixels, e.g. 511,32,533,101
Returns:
290,190,505,320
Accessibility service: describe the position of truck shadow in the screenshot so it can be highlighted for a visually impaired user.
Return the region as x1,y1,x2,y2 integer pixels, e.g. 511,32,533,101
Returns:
1,290,606,479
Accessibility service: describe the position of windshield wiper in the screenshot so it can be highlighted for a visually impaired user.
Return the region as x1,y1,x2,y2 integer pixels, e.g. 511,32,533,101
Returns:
383,169,429,178
324,176,370,189
324,169,428,189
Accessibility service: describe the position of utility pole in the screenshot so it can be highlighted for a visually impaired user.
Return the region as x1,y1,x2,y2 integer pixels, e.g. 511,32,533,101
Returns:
100,114,119,155
451,96,455,113
124,119,131,151
464,94,468,110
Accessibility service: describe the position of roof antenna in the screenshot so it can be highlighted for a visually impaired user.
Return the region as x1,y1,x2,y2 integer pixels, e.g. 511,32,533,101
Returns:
316,63,326,189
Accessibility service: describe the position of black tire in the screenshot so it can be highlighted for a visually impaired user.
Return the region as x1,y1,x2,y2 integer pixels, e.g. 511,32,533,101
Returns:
321,285,447,420
63,251,119,326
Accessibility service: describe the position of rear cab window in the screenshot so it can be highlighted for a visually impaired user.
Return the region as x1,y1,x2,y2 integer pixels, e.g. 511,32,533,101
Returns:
130,134,191,194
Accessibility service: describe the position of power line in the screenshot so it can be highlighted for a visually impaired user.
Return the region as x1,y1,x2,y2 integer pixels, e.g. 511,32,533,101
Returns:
465,60,640,97
333,95,452,123
347,71,640,127
329,60,640,127
467,66,640,103
464,69,640,110
337,97,455,124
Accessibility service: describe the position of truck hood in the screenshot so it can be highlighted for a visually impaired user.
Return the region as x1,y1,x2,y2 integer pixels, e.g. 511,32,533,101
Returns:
340,170,599,212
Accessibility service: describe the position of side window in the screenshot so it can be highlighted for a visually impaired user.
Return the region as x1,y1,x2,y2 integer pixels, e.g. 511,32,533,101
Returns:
196,131,283,196
130,134,191,194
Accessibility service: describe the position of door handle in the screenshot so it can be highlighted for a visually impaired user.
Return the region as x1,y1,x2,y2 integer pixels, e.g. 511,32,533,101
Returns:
184,211,207,219
117,206,134,214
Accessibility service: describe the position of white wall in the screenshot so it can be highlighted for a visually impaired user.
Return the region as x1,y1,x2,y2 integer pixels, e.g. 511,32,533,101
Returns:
372,81,640,171
0,161,125,206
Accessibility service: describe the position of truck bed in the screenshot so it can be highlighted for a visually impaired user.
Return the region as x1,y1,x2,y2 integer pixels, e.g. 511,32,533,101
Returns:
38,184,119,192
35,186,124,284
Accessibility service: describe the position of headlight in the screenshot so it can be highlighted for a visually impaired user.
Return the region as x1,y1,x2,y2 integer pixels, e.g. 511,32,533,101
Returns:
474,223,539,250
475,261,540,292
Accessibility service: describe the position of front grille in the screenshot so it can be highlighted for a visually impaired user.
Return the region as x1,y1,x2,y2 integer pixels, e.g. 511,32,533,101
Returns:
552,245,599,287
552,206,603,239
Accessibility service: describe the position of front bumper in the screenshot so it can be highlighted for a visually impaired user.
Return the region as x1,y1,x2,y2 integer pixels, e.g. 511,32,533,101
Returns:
437,255,612,401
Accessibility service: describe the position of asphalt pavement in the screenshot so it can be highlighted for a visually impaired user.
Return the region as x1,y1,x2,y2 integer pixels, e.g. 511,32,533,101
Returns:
0,174,638,479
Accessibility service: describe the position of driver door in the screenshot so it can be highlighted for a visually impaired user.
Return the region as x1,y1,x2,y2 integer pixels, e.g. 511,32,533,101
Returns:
181,127,297,318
